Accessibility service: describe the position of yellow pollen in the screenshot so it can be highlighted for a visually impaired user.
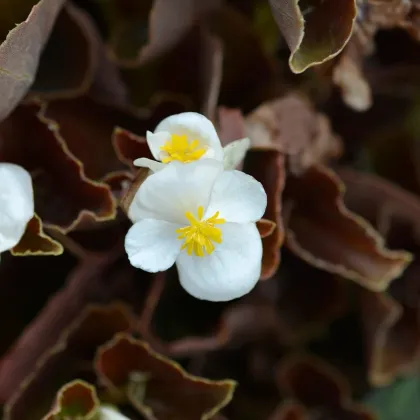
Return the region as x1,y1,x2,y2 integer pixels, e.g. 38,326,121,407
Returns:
160,134,206,163
176,206,225,257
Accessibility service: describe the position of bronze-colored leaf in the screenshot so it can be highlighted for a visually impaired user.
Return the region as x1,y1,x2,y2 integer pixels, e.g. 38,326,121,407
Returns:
0,104,116,233
244,93,342,173
11,214,63,256
112,127,151,171
4,304,134,420
0,0,66,121
43,380,99,420
285,165,411,291
277,355,375,420
338,167,420,385
96,333,236,420
37,97,148,181
337,167,420,237
268,0,356,73
358,289,415,386
257,219,277,239
30,3,97,99
243,150,285,279
359,260,420,386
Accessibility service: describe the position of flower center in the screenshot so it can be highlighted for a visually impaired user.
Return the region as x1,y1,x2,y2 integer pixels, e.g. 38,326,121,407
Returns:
176,206,225,257
160,134,206,163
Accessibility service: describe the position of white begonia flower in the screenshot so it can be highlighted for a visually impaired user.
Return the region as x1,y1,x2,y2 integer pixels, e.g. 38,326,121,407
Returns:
0,163,34,257
133,112,250,172
99,406,131,420
125,159,267,302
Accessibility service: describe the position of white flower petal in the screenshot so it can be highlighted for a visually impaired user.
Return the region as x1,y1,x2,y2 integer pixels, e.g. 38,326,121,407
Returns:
100,406,130,420
205,170,267,223
125,219,180,272
155,112,224,161
128,159,223,225
176,222,262,301
132,157,165,172
223,137,251,170
0,163,34,253
146,130,172,160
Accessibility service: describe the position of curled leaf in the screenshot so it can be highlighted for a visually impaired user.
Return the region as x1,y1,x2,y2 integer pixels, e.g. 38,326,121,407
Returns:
11,214,63,256
4,304,134,420
0,104,116,233
43,380,99,420
243,150,285,279
96,333,236,420
277,355,375,420
0,0,66,121
257,219,277,239
358,289,416,386
268,0,356,73
285,165,411,291
112,127,151,171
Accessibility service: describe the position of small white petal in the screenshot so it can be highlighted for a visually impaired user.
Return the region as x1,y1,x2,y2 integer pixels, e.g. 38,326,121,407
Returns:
125,219,180,272
176,222,262,302
223,137,251,170
155,112,224,161
146,130,171,161
133,157,165,172
100,406,130,420
0,163,34,253
128,159,223,225
205,170,267,223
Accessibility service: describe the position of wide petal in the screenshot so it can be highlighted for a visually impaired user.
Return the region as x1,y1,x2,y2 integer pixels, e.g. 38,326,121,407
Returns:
128,159,223,225
223,137,251,170
0,163,34,253
99,407,130,420
146,130,171,160
205,170,267,223
125,219,181,272
133,157,165,172
176,222,262,301
155,112,224,161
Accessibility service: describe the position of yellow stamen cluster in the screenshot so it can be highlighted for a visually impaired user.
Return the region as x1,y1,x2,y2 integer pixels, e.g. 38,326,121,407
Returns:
160,134,206,163
176,206,225,257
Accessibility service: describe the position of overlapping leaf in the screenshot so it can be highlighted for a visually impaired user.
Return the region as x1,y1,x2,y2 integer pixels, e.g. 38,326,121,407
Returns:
339,168,420,385
3,304,134,419
284,165,411,291
0,104,116,233
275,355,375,420
11,214,63,256
43,380,99,420
96,333,236,420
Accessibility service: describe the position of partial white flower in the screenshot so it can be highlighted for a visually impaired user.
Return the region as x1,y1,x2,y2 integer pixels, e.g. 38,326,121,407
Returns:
133,112,250,172
125,159,267,302
99,406,130,420
0,163,34,256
